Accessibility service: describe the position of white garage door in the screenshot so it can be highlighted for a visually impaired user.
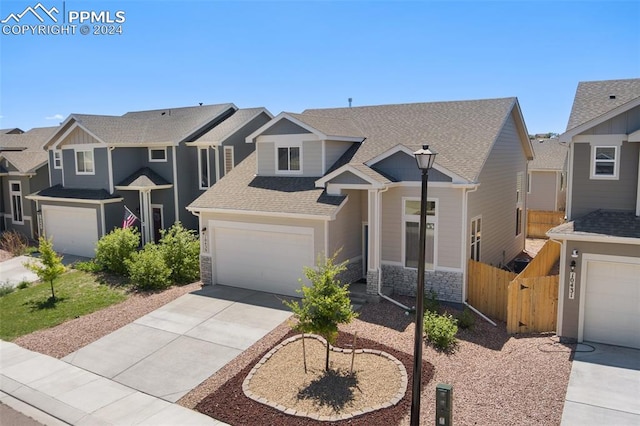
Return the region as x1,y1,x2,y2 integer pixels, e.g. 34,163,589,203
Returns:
583,258,640,349
43,206,99,258
212,221,314,297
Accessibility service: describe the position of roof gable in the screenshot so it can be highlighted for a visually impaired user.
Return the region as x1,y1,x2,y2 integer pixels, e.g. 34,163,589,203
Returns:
0,151,48,173
245,112,366,143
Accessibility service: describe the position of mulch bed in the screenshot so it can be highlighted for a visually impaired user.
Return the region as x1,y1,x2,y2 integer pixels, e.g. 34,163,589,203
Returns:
195,330,433,425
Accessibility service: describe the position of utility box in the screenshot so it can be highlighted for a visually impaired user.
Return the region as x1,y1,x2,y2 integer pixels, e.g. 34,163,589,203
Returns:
436,383,453,426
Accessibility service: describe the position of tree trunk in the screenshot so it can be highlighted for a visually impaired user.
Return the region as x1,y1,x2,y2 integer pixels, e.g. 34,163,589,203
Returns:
50,279,55,301
325,339,330,371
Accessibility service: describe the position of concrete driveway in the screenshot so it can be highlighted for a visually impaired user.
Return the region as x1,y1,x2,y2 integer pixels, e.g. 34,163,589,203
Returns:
0,256,40,288
562,342,640,425
62,285,293,402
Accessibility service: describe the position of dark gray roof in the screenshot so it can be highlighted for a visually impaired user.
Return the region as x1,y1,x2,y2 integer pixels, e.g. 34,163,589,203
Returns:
548,210,640,239
35,185,118,200
529,138,569,171
189,152,346,216
0,151,48,173
0,128,24,134
196,108,267,144
303,97,522,182
0,126,58,151
566,78,640,131
117,167,171,188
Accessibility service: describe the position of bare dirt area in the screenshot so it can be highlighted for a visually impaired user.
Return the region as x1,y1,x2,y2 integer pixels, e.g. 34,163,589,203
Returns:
183,296,574,425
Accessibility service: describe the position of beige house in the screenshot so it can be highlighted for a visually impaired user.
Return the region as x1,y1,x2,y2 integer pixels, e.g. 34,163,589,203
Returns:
189,98,533,304
528,137,568,212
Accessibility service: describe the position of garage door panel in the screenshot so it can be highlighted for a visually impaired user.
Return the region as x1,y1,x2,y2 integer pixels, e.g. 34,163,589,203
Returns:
213,225,314,297
583,260,640,350
43,206,98,258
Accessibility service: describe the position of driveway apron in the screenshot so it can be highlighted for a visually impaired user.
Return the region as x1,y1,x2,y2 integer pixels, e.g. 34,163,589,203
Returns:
62,285,293,403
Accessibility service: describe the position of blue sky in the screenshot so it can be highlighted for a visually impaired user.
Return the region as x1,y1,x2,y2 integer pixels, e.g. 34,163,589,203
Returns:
1,0,639,134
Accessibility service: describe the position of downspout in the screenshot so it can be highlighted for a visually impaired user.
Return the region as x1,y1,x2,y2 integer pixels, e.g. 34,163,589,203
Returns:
107,147,115,194
375,186,412,311
214,146,220,183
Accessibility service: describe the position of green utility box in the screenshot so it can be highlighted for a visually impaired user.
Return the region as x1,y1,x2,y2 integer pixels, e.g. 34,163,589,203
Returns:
436,383,453,425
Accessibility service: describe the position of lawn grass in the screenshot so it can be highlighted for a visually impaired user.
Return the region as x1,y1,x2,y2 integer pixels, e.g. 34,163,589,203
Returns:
0,270,128,341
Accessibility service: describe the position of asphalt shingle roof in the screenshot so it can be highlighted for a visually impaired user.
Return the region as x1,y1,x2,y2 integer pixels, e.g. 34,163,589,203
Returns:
35,184,118,200
1,151,49,173
196,108,267,144
566,78,640,131
529,138,569,170
548,210,640,239
0,126,58,151
287,113,366,139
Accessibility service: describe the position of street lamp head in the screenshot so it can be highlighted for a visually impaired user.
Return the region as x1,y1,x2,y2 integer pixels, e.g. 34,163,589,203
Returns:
414,144,437,170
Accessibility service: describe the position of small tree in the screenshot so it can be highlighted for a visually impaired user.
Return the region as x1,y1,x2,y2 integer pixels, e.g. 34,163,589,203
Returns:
159,222,200,284
284,251,358,371
25,237,65,301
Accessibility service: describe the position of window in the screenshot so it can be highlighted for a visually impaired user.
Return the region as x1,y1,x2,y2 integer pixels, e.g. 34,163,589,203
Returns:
53,150,62,169
277,146,300,172
515,172,524,237
198,147,210,189
224,146,234,175
470,216,481,261
516,172,524,204
148,148,167,162
9,181,23,224
591,146,619,179
403,199,436,270
75,150,94,174
515,207,523,236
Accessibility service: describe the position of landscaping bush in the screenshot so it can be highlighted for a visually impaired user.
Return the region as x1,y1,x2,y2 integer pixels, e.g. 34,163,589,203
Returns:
95,227,140,275
159,222,200,284
126,244,171,290
0,230,30,256
456,307,476,330
73,260,102,273
16,280,30,289
423,310,458,351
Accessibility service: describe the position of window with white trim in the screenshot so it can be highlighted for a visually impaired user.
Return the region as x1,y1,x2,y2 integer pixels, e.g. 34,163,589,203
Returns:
75,149,94,174
224,146,234,175
516,172,524,237
198,147,210,189
470,216,481,261
148,148,167,162
9,181,23,224
53,150,62,169
591,146,619,179
403,198,436,270
277,146,301,172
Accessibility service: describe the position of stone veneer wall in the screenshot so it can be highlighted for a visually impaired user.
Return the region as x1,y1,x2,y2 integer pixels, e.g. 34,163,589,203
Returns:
338,260,364,286
366,265,463,303
200,255,213,286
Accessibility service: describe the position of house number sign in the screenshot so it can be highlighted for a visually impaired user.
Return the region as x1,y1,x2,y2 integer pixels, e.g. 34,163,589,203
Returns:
568,271,576,300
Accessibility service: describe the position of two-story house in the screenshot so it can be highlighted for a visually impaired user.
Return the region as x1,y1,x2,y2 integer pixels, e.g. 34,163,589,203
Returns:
26,104,272,257
0,127,58,236
548,78,640,350
528,137,568,212
189,97,533,304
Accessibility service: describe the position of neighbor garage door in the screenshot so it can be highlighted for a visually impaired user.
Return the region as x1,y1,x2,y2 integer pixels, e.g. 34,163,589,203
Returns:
582,257,640,349
42,206,99,257
212,221,314,297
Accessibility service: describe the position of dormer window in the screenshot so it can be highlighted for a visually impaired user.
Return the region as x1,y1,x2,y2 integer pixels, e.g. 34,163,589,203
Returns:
277,146,301,173
591,145,619,180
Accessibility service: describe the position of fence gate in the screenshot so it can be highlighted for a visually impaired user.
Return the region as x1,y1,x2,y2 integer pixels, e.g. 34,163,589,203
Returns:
507,275,559,334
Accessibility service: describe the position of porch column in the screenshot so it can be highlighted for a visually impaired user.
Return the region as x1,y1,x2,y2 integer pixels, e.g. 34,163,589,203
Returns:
139,190,152,244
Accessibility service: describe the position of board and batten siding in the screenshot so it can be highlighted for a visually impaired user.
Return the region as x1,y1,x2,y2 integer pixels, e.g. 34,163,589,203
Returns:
328,190,362,261
578,105,640,135
467,113,527,267
380,186,463,270
571,141,638,218
61,126,101,146
528,171,559,211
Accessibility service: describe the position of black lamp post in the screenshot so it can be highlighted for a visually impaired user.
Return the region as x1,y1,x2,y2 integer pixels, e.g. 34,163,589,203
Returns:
410,144,437,426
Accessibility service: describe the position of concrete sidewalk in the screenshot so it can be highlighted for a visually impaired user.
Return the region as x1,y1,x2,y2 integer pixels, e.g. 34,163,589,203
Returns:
562,342,640,425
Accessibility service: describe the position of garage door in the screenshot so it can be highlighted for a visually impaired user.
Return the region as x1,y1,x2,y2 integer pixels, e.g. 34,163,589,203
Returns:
583,259,640,349
212,221,314,297
42,206,99,258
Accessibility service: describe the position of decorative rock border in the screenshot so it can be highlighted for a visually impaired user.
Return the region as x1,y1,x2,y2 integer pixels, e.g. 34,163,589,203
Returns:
242,334,408,422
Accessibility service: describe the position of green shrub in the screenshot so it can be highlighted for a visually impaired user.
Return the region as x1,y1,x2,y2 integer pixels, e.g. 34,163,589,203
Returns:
73,260,102,273
456,307,476,330
126,244,171,290
0,230,30,256
16,281,30,289
424,310,458,351
424,289,440,313
95,228,140,275
159,222,200,284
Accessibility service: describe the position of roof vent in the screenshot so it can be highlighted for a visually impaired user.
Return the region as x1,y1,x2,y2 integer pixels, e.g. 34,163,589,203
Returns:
161,112,166,115
609,95,616,100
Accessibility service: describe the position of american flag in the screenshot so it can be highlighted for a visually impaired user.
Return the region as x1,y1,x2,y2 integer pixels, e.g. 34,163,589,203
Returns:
122,206,138,229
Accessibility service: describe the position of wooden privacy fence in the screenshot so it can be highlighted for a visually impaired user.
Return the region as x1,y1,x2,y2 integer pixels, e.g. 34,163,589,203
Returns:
467,240,560,334
527,210,565,238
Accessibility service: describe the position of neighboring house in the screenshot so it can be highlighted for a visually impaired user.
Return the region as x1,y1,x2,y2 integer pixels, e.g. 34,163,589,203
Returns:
0,127,57,236
189,98,533,303
26,104,272,257
548,78,640,350
527,137,568,211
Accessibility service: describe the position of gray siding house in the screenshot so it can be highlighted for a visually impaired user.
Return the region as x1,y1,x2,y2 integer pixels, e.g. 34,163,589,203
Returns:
528,138,568,212
189,98,533,304
0,127,57,236
27,104,272,257
549,78,640,350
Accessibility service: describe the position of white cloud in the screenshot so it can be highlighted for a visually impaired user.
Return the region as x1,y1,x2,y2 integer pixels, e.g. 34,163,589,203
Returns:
45,114,64,120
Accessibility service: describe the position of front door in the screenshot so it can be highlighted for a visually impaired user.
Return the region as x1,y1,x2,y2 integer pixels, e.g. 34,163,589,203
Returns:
152,205,164,243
